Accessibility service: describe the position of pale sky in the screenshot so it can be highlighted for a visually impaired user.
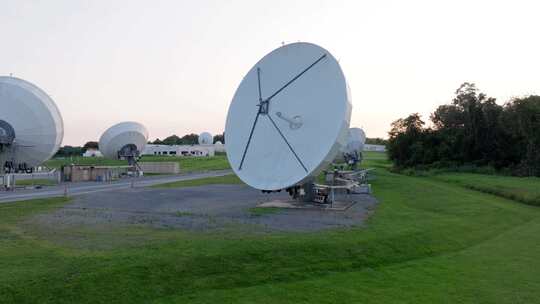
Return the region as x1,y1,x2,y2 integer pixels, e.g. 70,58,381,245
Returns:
2,0,539,145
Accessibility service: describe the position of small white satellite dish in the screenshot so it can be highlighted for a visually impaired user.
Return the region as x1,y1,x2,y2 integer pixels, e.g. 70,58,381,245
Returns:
225,42,352,190
99,122,148,165
0,76,64,173
198,132,213,145
343,128,366,155
335,127,366,168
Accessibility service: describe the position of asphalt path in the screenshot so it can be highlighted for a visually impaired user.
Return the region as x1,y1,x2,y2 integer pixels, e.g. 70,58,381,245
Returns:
0,170,232,203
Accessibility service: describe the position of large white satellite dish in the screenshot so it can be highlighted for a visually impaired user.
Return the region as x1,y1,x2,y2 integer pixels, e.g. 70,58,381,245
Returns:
225,42,352,191
0,76,64,173
198,132,213,145
99,121,148,165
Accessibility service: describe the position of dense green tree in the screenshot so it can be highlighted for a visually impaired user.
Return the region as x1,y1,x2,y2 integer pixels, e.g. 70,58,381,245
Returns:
162,135,182,145
180,133,199,145
213,133,225,144
503,96,540,175
387,82,540,176
82,141,99,151
387,113,427,167
365,138,387,145
55,146,84,157
151,133,223,145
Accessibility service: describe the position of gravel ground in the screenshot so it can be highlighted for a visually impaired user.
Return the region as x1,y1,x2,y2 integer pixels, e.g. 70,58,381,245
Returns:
32,184,378,232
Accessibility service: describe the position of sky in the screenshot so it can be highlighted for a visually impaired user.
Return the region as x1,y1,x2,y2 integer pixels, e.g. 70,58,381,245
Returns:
1,0,539,145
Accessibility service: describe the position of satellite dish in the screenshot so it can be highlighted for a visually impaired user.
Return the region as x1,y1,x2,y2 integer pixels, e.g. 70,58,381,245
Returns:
198,132,213,145
214,140,225,152
0,76,64,173
225,42,352,191
343,127,366,155
99,121,148,166
335,127,366,169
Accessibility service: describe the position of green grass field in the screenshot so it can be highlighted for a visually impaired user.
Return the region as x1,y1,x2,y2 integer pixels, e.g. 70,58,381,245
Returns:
45,155,231,172
2,151,540,303
432,173,540,206
14,178,58,187
152,174,242,188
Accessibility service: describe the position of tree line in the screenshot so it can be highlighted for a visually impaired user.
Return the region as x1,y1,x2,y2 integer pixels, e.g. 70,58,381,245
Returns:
366,138,387,145
387,83,540,176
150,133,224,145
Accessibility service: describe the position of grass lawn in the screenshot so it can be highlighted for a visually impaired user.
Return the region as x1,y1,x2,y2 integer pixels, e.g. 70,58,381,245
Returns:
2,152,540,303
45,155,231,173
45,157,127,168
363,150,388,161
145,155,230,172
152,174,242,188
432,172,540,206
14,178,58,186
248,207,283,216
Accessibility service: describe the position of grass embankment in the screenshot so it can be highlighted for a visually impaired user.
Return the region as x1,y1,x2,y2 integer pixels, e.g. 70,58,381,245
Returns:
2,151,540,302
248,207,282,216
45,155,231,172
147,155,230,172
433,173,540,206
152,174,242,188
14,179,58,187
45,157,127,168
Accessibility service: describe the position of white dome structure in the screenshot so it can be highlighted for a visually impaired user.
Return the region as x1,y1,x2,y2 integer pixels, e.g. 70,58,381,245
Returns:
99,122,148,162
214,140,226,153
0,76,64,173
198,132,213,145
343,128,366,154
334,127,366,167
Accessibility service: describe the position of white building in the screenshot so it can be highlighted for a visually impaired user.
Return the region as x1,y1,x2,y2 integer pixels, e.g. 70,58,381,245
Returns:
83,149,103,157
214,141,226,153
363,144,386,152
142,144,215,157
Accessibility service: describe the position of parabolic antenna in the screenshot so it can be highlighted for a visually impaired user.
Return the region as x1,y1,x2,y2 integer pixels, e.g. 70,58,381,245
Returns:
0,76,64,173
98,122,148,165
198,132,213,145
225,42,352,191
343,128,366,155
335,127,366,168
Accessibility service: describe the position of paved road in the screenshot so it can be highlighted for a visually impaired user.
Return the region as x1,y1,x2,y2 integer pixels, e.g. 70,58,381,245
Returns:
0,170,233,203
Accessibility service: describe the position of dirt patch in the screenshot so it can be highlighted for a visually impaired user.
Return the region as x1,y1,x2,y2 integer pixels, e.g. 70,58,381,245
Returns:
30,184,378,233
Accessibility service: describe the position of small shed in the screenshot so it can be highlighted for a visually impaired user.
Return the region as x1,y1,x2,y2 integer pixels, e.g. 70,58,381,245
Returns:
61,165,131,182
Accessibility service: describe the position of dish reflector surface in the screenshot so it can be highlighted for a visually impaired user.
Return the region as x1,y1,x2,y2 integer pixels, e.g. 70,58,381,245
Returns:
198,132,213,145
344,128,366,154
99,122,148,160
0,76,64,167
225,42,352,190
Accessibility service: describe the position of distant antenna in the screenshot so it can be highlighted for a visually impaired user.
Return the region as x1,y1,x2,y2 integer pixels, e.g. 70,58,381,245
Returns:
336,127,366,170
198,132,213,145
99,122,148,169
